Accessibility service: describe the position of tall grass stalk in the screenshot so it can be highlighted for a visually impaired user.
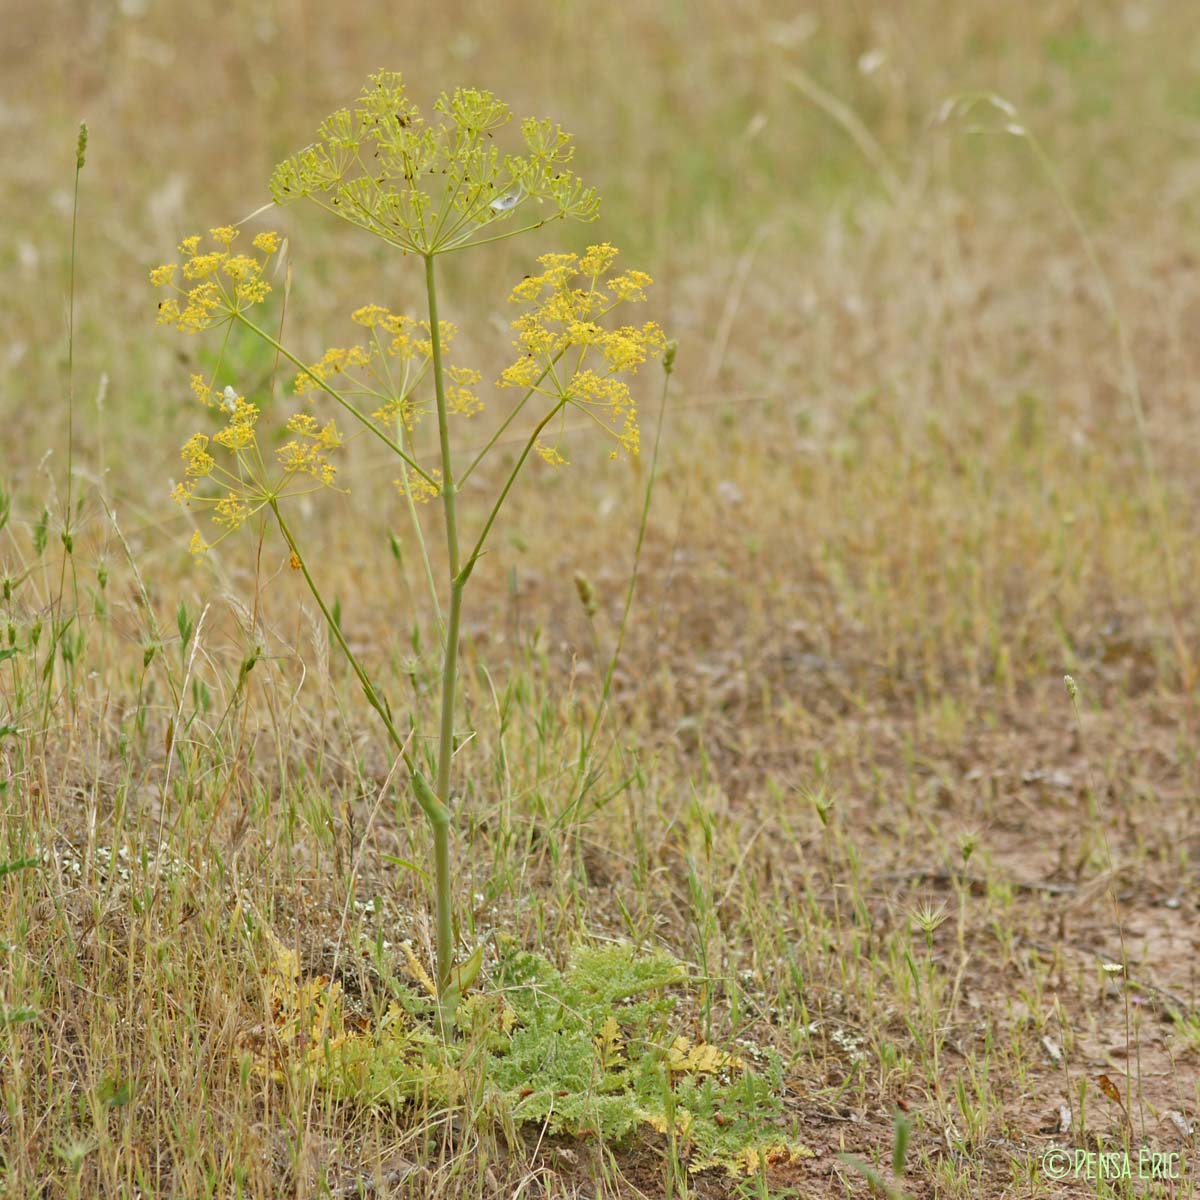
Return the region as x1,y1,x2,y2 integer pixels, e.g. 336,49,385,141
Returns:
42,123,88,744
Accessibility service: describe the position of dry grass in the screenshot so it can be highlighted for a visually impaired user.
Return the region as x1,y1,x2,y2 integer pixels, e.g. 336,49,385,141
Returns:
2,2,1199,1196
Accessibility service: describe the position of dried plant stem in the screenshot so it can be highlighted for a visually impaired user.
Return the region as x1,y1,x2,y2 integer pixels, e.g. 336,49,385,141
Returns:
42,125,88,745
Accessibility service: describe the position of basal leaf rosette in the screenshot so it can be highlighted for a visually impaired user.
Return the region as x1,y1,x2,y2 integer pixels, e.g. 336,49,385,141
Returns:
498,243,666,464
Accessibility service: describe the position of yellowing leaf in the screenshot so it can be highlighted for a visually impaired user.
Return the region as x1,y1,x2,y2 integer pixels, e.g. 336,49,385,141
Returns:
593,1016,625,1069
642,1106,694,1136
666,1035,743,1075
446,944,485,998
723,1143,815,1176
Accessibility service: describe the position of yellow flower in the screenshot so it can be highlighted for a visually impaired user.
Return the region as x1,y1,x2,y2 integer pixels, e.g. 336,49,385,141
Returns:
510,312,562,358
252,231,280,254
446,365,483,416
213,397,259,449
267,72,598,255
276,414,343,484
387,321,419,360
580,242,618,276
351,304,390,328
181,433,214,478
158,280,224,333
397,470,441,503
566,320,603,346
154,230,280,335
190,374,215,407
497,356,542,389
286,412,318,436
533,251,579,288
601,322,666,373
301,306,479,435
183,252,226,280
608,270,652,301
213,491,249,529
155,298,181,327
236,277,271,304
294,345,372,395
508,275,545,304
496,249,663,461
221,254,257,281
413,320,457,359
372,394,426,430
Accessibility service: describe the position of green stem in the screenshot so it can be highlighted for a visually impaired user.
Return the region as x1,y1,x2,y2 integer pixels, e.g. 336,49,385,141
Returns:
457,296,625,488
396,420,445,637
458,357,566,487
458,399,567,585
437,216,556,255
424,253,461,996
269,501,447,831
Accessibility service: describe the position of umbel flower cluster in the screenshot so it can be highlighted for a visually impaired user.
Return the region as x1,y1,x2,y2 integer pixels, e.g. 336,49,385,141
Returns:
268,70,599,255
152,227,278,333
153,228,346,555
291,305,478,505
498,243,665,462
152,227,663,551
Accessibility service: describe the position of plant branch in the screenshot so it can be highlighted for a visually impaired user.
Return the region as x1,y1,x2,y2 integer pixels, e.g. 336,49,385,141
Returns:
233,313,438,487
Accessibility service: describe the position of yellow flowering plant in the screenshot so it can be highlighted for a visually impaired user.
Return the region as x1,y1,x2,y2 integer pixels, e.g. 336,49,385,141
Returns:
152,71,669,1018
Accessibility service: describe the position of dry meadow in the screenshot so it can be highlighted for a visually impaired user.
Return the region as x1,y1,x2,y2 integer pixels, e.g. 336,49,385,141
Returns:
2,2,1199,1196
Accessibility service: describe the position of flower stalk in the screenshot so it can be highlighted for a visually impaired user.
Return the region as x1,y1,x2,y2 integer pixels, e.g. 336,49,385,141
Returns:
424,252,463,995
